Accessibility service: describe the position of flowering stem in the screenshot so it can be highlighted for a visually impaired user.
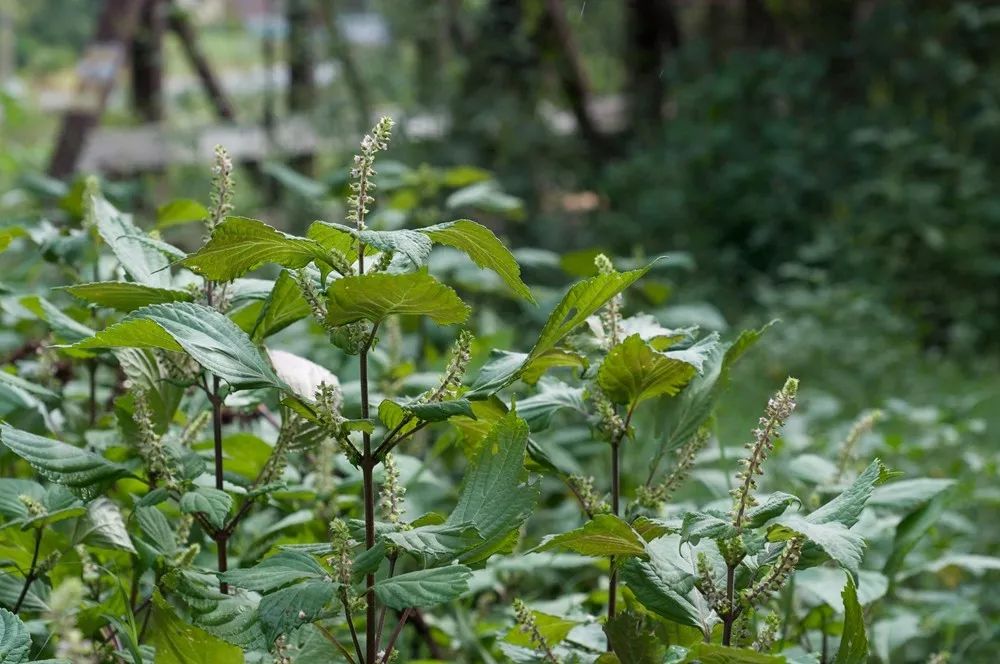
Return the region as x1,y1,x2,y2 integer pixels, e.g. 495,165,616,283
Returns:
722,563,736,646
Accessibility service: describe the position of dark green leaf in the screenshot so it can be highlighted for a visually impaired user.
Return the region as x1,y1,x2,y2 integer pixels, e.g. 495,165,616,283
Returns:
326,272,470,326
373,565,472,609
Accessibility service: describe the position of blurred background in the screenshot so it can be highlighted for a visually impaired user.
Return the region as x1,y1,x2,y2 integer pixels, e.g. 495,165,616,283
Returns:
0,1,998,657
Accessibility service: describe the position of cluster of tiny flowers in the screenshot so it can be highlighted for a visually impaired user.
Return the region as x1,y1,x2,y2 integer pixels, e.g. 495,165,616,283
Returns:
836,408,883,480
567,475,609,516
314,381,347,436
333,320,375,355
731,377,799,528
373,249,395,272
591,388,626,442
75,545,99,586
295,269,330,327
593,254,622,348
175,514,193,548
18,493,46,519
379,453,407,525
425,330,473,403
742,537,804,607
272,634,292,664
637,428,710,509
753,612,781,653
733,611,754,648
512,598,561,664
157,348,200,384
208,145,234,232
48,580,98,663
175,411,211,449
133,390,178,489
347,116,394,232
696,553,730,617
328,519,355,586
257,415,304,487
82,176,101,231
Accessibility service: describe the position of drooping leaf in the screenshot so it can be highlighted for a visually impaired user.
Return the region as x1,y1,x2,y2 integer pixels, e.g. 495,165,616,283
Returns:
61,282,193,312
146,590,244,664
834,577,868,664
0,608,31,664
535,514,647,558
180,216,336,281
360,229,432,268
597,334,698,406
78,497,135,552
0,425,129,499
72,302,285,390
373,565,472,610
180,488,232,531
421,219,534,302
326,272,470,326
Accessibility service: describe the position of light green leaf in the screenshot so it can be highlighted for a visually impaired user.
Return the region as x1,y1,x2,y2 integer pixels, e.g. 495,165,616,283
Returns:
536,514,647,558
682,643,786,663
622,538,701,627
680,510,738,545
220,550,328,593
809,459,889,528
180,216,335,281
92,194,173,288
180,488,232,531
61,282,194,312
360,229,432,268
250,270,310,341
383,523,484,564
135,506,177,558
326,272,469,326
768,514,866,581
0,608,30,664
146,591,244,664
868,478,955,511
517,378,586,431
598,334,698,406
504,610,578,647
72,302,285,390
447,412,537,563
834,578,868,664
0,425,129,499
373,565,472,609
20,296,95,343
157,199,209,228
422,219,534,302
258,582,337,643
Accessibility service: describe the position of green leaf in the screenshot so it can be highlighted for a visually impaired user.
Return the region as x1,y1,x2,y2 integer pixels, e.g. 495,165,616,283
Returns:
383,523,484,564
604,611,666,664
61,282,194,312
146,590,244,664
360,229,432,268
135,506,177,558
78,497,135,552
768,515,865,581
0,425,129,499
180,216,334,281
20,296,95,343
834,577,868,664
517,378,586,431
220,550,328,593
157,198,209,228
170,570,266,650
258,581,337,643
808,459,888,528
373,565,472,609
681,643,786,663
680,510,738,545
250,270,311,341
179,488,232,531
91,194,173,288
0,608,30,664
404,399,476,423
536,514,647,558
72,302,285,390
883,486,953,579
504,610,578,647
326,272,470,326
422,219,534,302
446,412,537,563
621,537,701,628
597,334,698,406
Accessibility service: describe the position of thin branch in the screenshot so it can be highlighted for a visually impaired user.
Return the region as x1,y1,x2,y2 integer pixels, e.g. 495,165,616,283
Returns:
12,528,43,613
315,622,357,664
380,608,412,664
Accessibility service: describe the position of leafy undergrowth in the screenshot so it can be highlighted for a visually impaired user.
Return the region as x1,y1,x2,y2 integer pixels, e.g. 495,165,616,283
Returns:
0,120,992,664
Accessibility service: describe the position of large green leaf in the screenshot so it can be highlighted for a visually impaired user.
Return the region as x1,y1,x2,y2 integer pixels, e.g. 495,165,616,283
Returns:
72,302,284,390
180,488,232,531
768,514,865,581
834,577,868,664
373,565,472,609
257,581,337,643
92,194,173,288
326,272,469,326
170,570,267,650
421,219,534,302
220,550,328,593
0,608,30,664
681,643,786,663
250,270,311,341
0,425,129,499
604,611,666,664
180,216,336,280
61,282,193,312
146,591,244,664
157,198,209,228
535,514,647,558
383,523,484,565
597,334,698,406
808,460,889,528
446,412,537,563
621,536,701,628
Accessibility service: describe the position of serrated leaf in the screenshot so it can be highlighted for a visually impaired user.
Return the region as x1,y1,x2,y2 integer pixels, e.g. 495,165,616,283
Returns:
0,608,30,663
92,194,173,288
72,302,284,390
258,581,337,643
170,570,266,650
360,229,432,268
680,510,738,545
0,425,129,499
181,216,337,281
681,643,786,663
404,399,476,422
598,334,698,406
383,523,483,565
78,497,135,552
61,282,194,312
220,550,328,593
180,488,232,531
326,272,469,326
447,412,536,563
250,270,311,341
373,565,472,609
422,219,534,302
146,590,244,664
834,577,868,664
807,459,888,528
157,198,209,228
768,514,865,581
135,506,177,557
536,514,647,558
622,537,701,627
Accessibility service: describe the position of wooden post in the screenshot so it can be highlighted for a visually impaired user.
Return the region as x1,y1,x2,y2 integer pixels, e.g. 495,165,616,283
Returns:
167,2,236,121
287,0,316,174
132,0,165,122
48,0,147,178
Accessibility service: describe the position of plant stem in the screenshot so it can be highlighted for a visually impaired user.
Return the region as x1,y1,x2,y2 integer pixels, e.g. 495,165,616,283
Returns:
13,528,42,614
210,375,228,593
722,563,736,646
380,608,412,664
357,246,378,664
375,554,398,644
608,438,621,628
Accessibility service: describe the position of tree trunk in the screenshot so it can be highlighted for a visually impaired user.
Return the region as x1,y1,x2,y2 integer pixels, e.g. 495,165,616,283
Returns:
286,0,315,174
624,0,680,135
132,0,165,122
